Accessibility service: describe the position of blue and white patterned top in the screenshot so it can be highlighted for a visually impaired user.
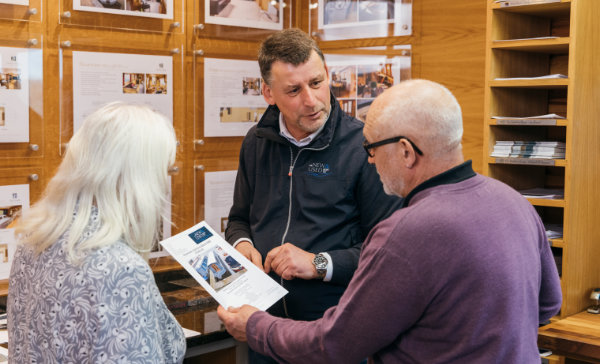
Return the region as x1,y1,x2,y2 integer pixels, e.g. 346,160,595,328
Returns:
8,208,186,363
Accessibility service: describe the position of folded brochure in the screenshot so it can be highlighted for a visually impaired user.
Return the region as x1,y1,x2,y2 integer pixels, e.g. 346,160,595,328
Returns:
160,221,288,311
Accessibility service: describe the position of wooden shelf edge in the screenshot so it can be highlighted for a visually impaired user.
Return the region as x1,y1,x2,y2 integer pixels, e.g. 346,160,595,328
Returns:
487,156,566,167
550,238,564,248
527,197,565,208
492,37,570,52
491,0,571,12
489,78,569,88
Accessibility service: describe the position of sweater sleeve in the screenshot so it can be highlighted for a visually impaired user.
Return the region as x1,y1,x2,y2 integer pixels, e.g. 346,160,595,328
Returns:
247,225,425,363
326,156,402,285
536,218,562,322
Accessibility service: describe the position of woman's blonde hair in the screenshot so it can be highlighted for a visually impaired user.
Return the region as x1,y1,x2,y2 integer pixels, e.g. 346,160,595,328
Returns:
16,102,177,262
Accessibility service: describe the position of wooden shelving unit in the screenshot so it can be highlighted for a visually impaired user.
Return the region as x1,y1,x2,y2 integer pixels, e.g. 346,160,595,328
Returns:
483,0,600,318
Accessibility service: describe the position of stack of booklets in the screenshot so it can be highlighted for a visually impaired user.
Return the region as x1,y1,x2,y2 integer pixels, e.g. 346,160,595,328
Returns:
491,141,565,159
544,223,563,240
518,187,564,199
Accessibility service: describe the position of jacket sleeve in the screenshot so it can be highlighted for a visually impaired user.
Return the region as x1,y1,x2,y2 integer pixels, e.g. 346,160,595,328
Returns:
225,131,255,246
326,156,403,285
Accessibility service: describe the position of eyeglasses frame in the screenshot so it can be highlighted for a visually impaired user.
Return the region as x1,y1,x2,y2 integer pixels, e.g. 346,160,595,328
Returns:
363,136,424,158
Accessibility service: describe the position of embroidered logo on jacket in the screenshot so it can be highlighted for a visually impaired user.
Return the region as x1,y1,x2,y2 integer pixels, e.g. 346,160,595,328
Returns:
307,162,331,177
188,227,213,244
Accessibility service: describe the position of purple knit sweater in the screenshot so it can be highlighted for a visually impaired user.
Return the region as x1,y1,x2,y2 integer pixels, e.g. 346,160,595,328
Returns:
247,164,562,363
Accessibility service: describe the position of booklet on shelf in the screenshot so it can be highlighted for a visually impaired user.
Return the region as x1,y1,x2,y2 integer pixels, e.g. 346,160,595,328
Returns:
160,221,288,311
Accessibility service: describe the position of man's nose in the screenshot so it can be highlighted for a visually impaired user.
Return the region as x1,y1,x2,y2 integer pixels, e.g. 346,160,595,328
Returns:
302,88,317,107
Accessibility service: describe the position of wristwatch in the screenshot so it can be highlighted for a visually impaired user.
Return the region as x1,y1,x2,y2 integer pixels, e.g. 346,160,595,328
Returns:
312,253,328,279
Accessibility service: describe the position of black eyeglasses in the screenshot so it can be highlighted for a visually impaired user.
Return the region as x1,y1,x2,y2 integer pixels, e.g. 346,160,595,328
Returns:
363,136,424,158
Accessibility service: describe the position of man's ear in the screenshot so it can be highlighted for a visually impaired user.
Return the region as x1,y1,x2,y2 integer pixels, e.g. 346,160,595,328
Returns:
262,80,276,105
400,139,418,168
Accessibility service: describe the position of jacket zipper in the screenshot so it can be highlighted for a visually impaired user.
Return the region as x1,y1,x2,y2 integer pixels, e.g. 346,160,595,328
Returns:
279,142,329,318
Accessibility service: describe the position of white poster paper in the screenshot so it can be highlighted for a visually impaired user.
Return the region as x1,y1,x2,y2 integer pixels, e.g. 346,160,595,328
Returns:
150,176,172,259
0,47,29,143
73,0,173,19
72,51,173,133
204,170,236,238
205,0,283,30
0,184,30,279
204,58,267,137
0,0,29,5
160,221,287,310
325,52,409,122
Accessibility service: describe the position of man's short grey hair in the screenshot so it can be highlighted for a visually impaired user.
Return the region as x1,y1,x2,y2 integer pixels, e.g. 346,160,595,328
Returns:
258,28,325,85
376,79,463,158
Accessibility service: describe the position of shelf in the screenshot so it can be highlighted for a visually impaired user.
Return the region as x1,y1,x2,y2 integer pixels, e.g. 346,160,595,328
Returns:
488,118,568,126
0,280,7,297
490,78,569,88
492,37,570,53
149,255,182,274
550,238,564,248
488,157,566,167
527,197,565,208
492,0,571,15
0,256,183,298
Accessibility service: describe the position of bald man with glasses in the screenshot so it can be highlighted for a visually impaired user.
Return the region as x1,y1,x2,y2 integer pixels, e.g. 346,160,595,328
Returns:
219,79,562,364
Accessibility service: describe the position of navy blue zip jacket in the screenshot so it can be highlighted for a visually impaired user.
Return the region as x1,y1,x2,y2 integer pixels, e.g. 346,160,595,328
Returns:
226,93,402,321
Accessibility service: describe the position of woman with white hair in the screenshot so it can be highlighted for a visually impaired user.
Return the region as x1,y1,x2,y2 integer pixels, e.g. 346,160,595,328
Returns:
7,102,186,363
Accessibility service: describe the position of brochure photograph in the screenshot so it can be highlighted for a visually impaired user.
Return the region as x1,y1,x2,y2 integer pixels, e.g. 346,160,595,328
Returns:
160,221,287,311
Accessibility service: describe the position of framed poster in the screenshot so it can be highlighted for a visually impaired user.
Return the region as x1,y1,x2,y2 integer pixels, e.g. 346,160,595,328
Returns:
311,0,412,40
0,46,30,143
203,57,267,137
72,50,173,133
325,47,411,121
204,170,237,239
205,0,283,30
0,184,29,280
0,0,28,4
73,0,173,19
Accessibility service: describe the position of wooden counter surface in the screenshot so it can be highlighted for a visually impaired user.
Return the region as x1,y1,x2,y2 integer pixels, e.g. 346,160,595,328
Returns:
538,311,600,363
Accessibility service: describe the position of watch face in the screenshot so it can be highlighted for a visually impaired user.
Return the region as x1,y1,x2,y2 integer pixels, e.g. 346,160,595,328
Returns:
314,254,328,270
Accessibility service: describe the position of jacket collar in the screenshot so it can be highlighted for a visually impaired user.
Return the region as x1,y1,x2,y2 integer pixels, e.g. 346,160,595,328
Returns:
255,92,339,150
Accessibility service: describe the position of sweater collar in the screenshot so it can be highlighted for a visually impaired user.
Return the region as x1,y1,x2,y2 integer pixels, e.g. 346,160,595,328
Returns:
401,160,476,208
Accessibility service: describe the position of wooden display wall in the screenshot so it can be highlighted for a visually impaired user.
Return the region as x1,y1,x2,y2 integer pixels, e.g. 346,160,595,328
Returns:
0,0,486,237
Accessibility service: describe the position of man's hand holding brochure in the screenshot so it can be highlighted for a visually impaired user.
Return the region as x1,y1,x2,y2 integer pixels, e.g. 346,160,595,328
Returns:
160,221,287,311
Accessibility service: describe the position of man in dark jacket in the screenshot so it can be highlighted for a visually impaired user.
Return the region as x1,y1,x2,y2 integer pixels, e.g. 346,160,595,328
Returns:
225,28,401,363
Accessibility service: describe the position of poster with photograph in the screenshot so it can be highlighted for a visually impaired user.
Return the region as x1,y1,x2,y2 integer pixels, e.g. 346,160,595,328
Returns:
0,184,29,279
204,58,268,137
204,170,236,238
0,46,30,143
325,52,409,121
160,221,287,310
205,0,283,30
316,0,412,40
73,0,173,19
72,51,173,133
0,0,29,5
